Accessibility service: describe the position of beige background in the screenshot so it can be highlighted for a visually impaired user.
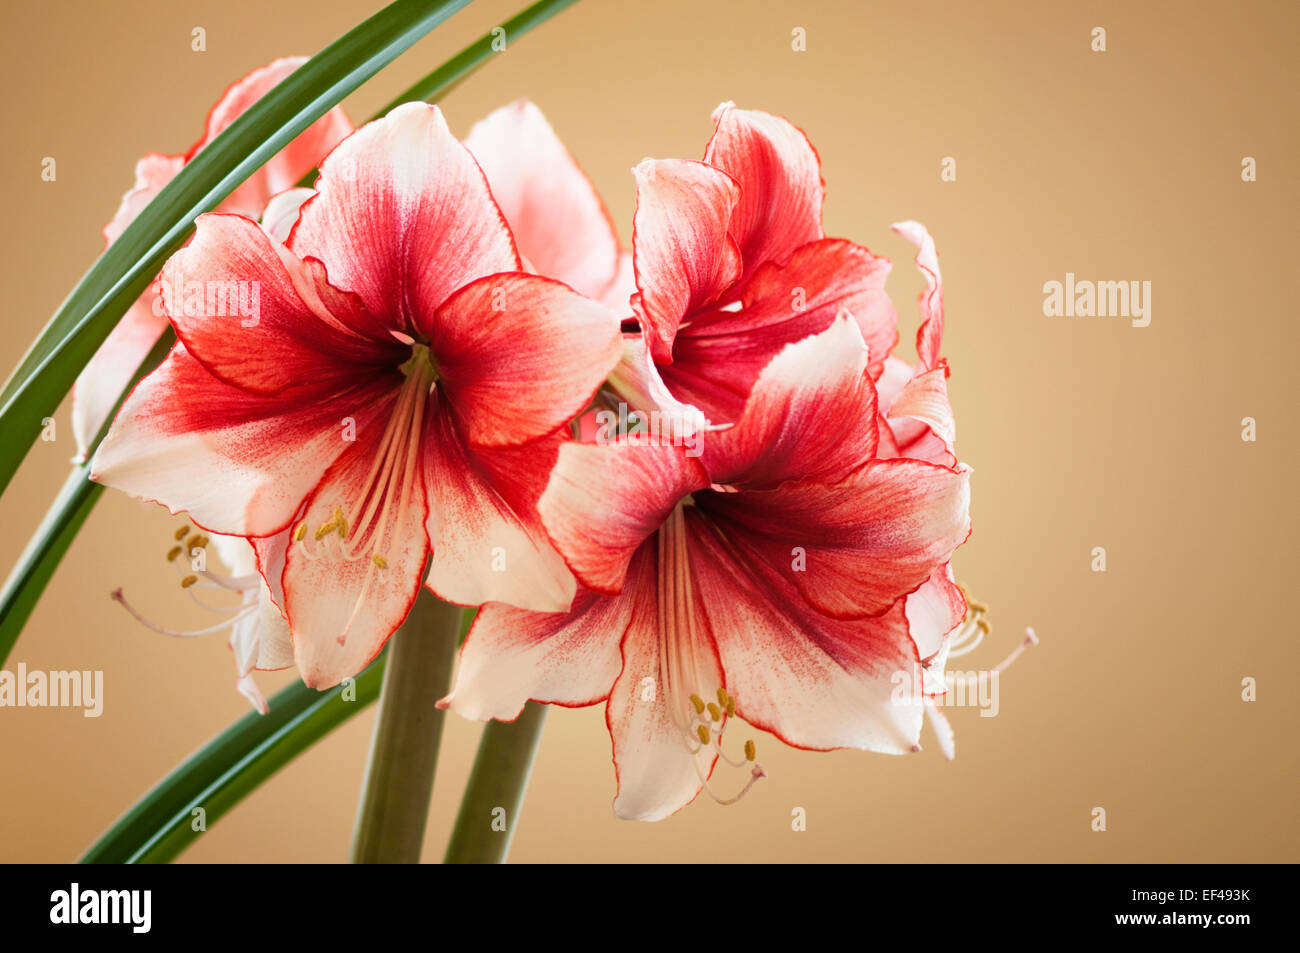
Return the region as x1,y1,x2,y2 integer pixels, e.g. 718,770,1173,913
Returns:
1,0,1296,862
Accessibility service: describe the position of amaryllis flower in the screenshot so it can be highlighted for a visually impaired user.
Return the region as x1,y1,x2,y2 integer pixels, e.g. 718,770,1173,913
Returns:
112,530,292,713
443,317,972,820
610,102,900,439
72,57,354,461
92,102,624,688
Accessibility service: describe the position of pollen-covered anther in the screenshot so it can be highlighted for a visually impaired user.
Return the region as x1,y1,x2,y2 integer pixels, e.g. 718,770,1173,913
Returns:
372,554,388,570
314,519,339,541
744,739,757,762
180,575,198,588
706,702,722,722
689,693,706,715
173,524,190,541
294,523,308,542
696,724,710,745
166,545,182,562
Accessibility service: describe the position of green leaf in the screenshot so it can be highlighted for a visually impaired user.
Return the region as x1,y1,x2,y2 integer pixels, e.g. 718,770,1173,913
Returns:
81,653,386,864
0,0,474,498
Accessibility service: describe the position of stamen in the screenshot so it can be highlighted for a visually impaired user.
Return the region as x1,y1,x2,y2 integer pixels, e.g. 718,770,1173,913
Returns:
166,545,182,562
111,588,255,638
372,554,388,569
180,575,198,588
173,524,190,541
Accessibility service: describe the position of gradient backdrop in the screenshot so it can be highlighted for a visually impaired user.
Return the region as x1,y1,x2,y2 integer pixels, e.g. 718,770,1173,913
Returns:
1,0,1296,862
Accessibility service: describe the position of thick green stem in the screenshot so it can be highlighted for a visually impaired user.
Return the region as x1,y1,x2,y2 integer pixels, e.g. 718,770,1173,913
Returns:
443,702,547,864
349,589,461,863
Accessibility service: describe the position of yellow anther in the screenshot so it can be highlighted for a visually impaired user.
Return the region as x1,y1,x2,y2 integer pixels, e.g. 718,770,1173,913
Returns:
194,535,210,549
314,521,338,541
185,534,203,551
180,575,198,589
725,697,736,717
372,554,388,570
166,545,182,562
337,517,349,539
294,523,308,542
706,702,722,722
744,740,756,762
716,687,730,707
689,694,706,715
696,724,710,745
976,618,992,634
174,524,190,541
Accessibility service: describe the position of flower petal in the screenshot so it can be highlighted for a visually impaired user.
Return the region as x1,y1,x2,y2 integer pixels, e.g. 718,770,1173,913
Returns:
606,540,721,821
703,315,878,488
288,102,519,336
103,153,185,244
197,56,354,219
91,345,398,537
688,521,925,753
281,396,430,689
440,586,627,721
465,100,622,299
704,103,824,281
162,213,401,396
701,458,972,618
423,402,575,613
431,273,622,447
891,220,944,371
888,365,956,464
539,440,709,594
660,238,897,425
630,158,741,362
71,296,169,460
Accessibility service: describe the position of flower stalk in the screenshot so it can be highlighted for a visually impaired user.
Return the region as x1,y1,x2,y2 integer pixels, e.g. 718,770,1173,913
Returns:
444,702,547,864
349,588,461,864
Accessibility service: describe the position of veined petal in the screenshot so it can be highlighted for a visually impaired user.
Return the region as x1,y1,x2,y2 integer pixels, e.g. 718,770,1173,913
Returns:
888,366,956,464
423,403,575,613
465,100,622,299
892,220,944,371
704,103,824,280
71,295,169,460
196,56,354,219
630,158,741,362
661,238,897,425
704,315,878,488
606,541,721,821
688,521,925,753
605,334,711,441
440,586,628,721
906,565,965,694
288,102,519,336
260,187,316,244
103,153,185,245
281,394,431,689
701,458,972,618
538,441,709,594
91,345,399,538
432,273,622,447
162,213,401,395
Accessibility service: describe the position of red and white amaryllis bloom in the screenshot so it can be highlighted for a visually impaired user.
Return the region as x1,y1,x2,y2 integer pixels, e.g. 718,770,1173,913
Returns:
92,102,624,688
607,102,900,439
72,57,353,461
443,317,972,820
